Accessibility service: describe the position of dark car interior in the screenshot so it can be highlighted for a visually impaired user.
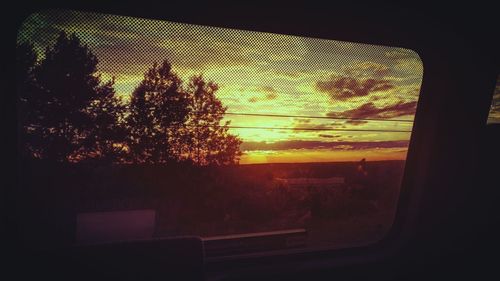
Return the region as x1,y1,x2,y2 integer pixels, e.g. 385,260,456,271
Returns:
5,2,499,281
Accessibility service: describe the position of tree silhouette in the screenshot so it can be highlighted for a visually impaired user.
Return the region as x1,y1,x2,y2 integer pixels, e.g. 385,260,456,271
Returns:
16,42,40,160
23,31,123,162
17,33,241,166
78,78,128,163
126,60,189,163
175,75,242,165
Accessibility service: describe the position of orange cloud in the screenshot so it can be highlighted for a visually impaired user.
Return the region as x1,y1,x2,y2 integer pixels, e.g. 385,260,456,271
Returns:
316,76,395,101
327,101,417,120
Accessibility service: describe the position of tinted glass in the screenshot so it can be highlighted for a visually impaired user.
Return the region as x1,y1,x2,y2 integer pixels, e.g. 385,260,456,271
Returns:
16,10,423,254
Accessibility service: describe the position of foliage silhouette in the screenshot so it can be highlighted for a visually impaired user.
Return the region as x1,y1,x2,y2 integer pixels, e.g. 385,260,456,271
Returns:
17,33,242,166
125,60,189,164
16,42,39,161
173,75,242,165
79,78,128,164
18,32,126,162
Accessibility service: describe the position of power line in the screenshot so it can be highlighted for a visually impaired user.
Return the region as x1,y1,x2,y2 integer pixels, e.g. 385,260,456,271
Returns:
224,112,414,123
85,104,415,123
24,123,411,133
226,125,412,133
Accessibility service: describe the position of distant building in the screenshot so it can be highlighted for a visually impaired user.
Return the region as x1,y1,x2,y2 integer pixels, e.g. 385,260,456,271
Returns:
275,177,345,188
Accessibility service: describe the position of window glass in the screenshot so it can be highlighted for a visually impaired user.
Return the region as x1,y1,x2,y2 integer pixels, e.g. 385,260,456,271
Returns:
487,75,500,124
16,10,423,254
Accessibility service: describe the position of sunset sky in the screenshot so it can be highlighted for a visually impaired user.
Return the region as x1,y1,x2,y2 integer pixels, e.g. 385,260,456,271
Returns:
18,10,424,164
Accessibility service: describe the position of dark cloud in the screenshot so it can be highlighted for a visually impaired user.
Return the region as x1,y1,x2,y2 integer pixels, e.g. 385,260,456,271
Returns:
294,118,312,124
315,76,395,101
345,120,368,125
292,123,332,130
248,97,258,103
260,86,278,100
318,134,340,138
265,92,277,100
247,86,278,102
292,119,346,130
20,10,256,73
241,140,409,151
327,101,417,121
261,85,276,93
93,43,177,75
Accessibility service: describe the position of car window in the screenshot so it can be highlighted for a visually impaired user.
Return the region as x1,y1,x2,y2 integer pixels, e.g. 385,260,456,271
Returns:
16,10,423,255
487,75,500,124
